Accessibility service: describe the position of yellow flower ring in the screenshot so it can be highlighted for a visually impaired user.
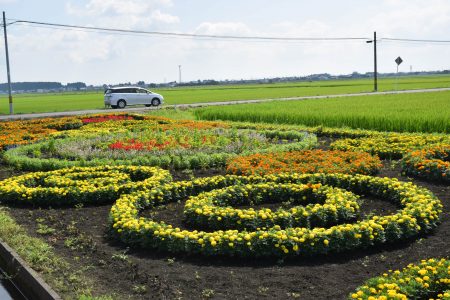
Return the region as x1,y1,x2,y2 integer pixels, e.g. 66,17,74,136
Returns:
350,258,450,300
184,183,360,230
402,145,450,183
0,166,171,207
331,135,450,159
109,173,442,257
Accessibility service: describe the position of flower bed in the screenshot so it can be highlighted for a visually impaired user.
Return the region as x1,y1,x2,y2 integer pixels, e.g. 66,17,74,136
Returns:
3,129,317,171
75,115,228,133
230,122,384,139
109,173,442,257
0,165,171,206
0,117,83,151
107,129,229,152
402,145,450,183
350,258,450,300
81,115,136,123
0,114,228,152
184,183,360,230
330,134,450,159
226,150,381,176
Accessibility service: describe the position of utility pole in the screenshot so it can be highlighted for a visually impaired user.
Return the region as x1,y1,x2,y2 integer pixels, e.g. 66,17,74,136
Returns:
366,31,378,92
178,65,181,84
374,31,377,92
2,11,13,114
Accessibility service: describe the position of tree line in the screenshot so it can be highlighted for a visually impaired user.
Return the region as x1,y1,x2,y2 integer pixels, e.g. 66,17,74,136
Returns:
0,82,86,91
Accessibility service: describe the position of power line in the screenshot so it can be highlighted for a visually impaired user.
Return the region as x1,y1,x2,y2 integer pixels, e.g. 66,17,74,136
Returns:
10,22,368,45
382,37,450,43
7,18,450,44
6,18,371,42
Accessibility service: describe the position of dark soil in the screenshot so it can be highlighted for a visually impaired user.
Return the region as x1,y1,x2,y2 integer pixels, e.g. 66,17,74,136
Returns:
1,145,450,300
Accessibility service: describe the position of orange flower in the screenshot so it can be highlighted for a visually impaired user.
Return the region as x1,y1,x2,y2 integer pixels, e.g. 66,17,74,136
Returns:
227,150,382,176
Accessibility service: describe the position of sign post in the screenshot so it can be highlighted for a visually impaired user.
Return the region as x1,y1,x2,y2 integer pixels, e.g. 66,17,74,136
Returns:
395,56,403,90
395,56,403,73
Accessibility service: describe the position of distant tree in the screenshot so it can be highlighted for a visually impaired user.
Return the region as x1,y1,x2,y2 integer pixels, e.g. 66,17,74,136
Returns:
66,82,87,90
0,82,62,91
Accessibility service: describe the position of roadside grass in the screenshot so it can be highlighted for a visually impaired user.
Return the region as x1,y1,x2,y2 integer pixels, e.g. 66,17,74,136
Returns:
145,107,196,120
0,206,113,299
195,90,450,133
1,75,449,114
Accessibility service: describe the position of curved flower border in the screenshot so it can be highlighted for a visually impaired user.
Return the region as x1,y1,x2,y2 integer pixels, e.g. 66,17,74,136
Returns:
331,135,450,159
350,258,450,300
402,145,450,183
184,183,360,230
226,150,381,176
0,165,171,206
109,173,442,257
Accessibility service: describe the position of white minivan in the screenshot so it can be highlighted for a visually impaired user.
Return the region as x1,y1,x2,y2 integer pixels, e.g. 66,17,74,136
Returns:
104,87,164,109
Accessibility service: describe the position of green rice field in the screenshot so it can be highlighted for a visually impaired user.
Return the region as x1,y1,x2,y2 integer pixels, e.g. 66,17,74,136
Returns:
1,75,450,114
195,90,450,133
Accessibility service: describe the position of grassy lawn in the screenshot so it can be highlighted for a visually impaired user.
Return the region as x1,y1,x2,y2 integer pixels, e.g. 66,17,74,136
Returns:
0,75,449,114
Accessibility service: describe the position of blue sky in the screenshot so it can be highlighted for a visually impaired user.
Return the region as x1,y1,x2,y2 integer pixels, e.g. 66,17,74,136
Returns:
1,0,450,85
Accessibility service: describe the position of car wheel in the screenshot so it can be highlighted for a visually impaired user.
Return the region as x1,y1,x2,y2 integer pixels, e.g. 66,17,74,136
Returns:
151,98,160,106
117,100,127,109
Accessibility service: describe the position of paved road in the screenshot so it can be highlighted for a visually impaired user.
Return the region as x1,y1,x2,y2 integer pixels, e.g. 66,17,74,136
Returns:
1,87,449,121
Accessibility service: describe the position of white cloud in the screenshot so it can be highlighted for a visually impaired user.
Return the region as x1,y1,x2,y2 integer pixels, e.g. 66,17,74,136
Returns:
67,0,173,16
10,27,117,64
66,0,179,29
270,20,331,37
151,10,179,24
194,22,252,36
370,0,450,37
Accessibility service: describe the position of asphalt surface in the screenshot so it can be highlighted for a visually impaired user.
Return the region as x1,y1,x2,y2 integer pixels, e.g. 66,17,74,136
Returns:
1,87,449,121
